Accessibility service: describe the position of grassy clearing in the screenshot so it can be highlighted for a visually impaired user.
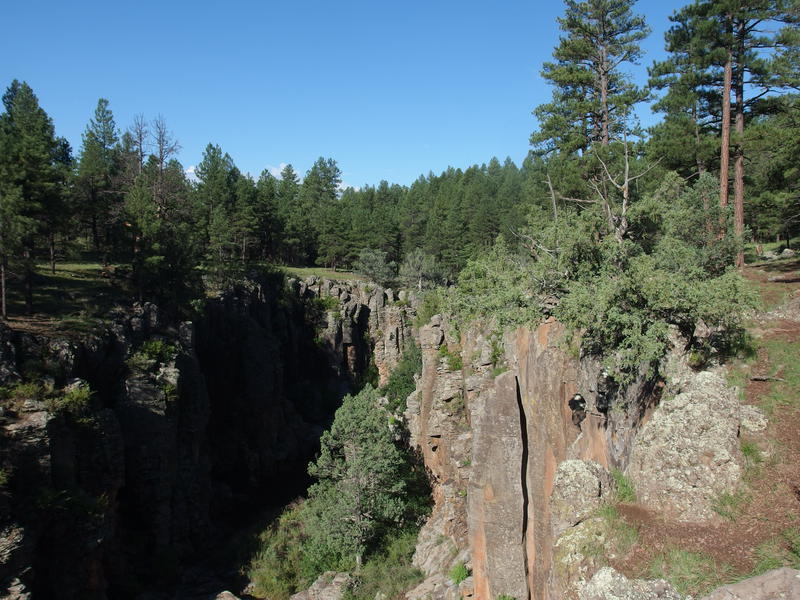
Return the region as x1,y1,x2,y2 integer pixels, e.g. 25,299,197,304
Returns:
744,236,800,264
757,338,800,416
4,259,129,334
648,549,733,596
279,266,363,282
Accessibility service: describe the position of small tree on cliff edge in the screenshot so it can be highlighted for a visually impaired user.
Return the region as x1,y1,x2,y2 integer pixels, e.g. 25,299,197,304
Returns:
304,385,407,570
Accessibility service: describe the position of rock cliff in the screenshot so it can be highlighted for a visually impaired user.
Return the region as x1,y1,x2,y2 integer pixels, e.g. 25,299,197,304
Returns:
0,275,414,600
405,316,758,600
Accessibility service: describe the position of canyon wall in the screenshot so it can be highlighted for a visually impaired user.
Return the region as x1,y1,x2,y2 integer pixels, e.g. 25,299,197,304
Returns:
0,276,413,600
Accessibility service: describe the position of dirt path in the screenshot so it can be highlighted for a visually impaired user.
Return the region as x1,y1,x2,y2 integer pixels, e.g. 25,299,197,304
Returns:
611,258,800,592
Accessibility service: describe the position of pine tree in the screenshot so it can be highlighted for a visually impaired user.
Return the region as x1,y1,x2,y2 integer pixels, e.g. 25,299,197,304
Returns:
531,0,650,156
76,98,119,255
305,385,408,569
0,81,65,313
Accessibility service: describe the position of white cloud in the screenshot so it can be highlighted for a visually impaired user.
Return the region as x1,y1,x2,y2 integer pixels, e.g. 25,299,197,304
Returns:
338,181,360,192
185,165,198,182
267,162,289,179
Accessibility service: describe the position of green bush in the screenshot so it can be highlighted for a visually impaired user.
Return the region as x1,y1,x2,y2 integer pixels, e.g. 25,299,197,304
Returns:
128,339,178,371
414,289,444,328
46,383,93,416
343,529,424,600
438,345,463,371
381,344,422,412
449,562,469,585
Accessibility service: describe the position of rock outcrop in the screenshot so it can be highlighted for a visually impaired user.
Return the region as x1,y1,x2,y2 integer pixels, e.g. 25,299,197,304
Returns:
700,567,800,600
290,572,351,600
626,371,752,523
0,275,413,600
578,567,682,600
406,314,758,600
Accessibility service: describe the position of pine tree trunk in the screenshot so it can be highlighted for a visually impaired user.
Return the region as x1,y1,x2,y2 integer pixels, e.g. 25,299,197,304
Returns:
719,36,733,230
733,20,746,268
49,232,56,274
1,257,6,319
23,248,32,315
600,49,610,146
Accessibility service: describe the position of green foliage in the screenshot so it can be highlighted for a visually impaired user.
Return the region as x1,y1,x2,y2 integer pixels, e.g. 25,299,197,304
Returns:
127,339,177,371
447,236,542,329
648,549,732,597
610,468,636,503
304,385,424,570
413,289,443,328
46,383,93,416
247,385,431,598
313,295,340,312
531,0,649,155
381,344,422,412
399,248,443,291
0,467,9,489
343,529,424,600
354,248,396,287
438,344,463,372
248,504,313,599
449,562,469,585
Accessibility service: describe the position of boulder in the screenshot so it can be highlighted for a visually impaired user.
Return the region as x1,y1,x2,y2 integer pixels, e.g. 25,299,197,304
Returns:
290,572,351,600
551,460,614,537
579,567,683,600
627,371,743,522
700,567,800,599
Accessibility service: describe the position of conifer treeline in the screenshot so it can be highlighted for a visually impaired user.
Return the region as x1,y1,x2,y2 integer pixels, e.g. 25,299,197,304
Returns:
0,0,798,317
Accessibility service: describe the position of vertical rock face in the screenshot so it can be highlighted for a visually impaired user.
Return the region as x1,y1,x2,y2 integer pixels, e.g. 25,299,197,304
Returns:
0,275,414,599
407,318,660,600
294,277,415,386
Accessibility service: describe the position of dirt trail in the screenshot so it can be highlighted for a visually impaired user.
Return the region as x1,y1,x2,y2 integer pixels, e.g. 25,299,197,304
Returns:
612,258,800,585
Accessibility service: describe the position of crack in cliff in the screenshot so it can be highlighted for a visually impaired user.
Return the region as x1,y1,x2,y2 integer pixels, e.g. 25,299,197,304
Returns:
515,376,532,600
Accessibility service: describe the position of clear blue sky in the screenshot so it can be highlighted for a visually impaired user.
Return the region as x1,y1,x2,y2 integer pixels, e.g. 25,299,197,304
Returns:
3,0,687,188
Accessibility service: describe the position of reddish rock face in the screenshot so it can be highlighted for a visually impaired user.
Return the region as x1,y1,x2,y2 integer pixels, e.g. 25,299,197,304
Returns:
408,319,658,600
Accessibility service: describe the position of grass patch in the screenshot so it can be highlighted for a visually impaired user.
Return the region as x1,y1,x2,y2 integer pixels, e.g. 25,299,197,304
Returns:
611,468,636,503
711,489,749,522
740,439,763,468
755,338,800,415
749,527,800,577
648,548,733,596
5,259,128,330
597,504,639,555
449,562,469,585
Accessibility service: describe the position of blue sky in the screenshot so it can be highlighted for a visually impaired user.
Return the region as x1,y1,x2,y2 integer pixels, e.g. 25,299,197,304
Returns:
3,0,687,188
